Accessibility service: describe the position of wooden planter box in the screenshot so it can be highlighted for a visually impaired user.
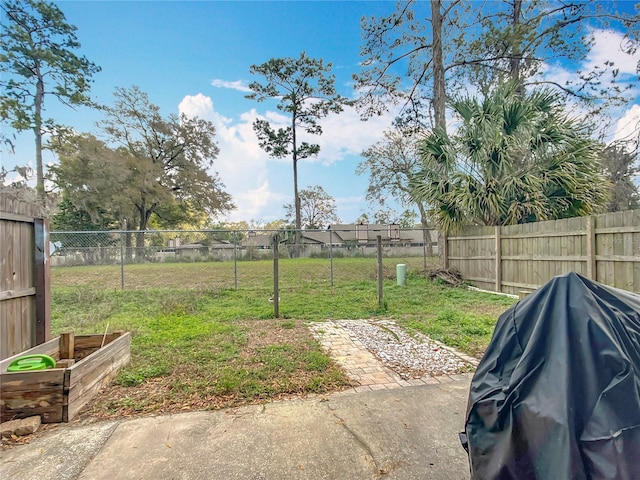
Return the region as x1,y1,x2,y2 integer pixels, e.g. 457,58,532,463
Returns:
0,331,130,423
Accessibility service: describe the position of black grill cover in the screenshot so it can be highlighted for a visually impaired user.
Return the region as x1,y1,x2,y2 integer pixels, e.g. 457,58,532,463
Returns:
464,272,640,479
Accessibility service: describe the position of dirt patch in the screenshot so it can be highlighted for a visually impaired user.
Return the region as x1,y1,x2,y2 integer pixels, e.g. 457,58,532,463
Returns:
72,319,351,422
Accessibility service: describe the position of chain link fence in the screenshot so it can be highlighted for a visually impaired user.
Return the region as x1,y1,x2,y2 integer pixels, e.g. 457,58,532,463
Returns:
50,227,439,292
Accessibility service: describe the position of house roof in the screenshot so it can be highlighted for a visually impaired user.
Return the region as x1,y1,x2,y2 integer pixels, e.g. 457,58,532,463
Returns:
329,223,397,242
176,243,207,250
175,241,236,250
242,234,273,247
236,224,436,247
300,231,332,244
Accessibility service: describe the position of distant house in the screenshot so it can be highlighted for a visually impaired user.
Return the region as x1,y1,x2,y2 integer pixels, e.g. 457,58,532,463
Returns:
299,230,332,245
243,233,273,249
175,243,209,258
327,223,401,244
304,223,438,253
208,240,236,251
237,223,438,257
171,240,236,261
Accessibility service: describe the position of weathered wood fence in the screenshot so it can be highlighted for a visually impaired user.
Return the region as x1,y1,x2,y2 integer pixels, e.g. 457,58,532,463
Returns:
442,210,640,295
0,192,51,360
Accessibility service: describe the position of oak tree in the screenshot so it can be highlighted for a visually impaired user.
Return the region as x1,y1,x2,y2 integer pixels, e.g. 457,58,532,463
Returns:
600,142,640,212
284,185,340,230
51,87,234,255
357,129,433,255
98,86,234,246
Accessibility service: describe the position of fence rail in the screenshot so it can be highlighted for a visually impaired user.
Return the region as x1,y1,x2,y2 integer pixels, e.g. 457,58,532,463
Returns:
443,210,640,295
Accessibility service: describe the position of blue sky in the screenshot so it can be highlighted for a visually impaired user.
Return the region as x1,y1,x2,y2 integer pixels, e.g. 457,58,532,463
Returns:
2,1,639,224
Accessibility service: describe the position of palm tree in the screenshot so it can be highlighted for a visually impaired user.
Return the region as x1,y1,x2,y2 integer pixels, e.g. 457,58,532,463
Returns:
411,82,610,233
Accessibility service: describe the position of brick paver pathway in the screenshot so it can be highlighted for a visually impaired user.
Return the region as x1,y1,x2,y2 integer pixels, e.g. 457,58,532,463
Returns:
308,320,476,393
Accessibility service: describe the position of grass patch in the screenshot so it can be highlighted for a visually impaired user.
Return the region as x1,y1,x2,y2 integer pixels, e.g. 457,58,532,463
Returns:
51,257,516,419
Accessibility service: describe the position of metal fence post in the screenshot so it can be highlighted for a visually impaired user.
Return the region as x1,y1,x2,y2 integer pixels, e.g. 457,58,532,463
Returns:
329,228,334,287
273,236,279,318
377,235,383,308
34,218,51,344
233,230,238,290
119,231,125,290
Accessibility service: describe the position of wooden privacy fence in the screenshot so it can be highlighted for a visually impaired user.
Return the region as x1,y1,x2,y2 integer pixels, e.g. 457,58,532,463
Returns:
442,209,640,295
0,192,51,360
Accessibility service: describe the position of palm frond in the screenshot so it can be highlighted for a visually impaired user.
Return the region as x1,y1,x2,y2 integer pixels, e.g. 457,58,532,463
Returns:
413,80,608,230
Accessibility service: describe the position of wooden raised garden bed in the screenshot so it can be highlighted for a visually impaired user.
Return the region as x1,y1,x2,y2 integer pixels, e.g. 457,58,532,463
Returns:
0,331,130,423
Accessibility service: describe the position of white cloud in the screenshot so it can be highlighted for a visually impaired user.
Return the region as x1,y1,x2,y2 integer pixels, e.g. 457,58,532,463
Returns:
178,93,231,124
250,103,398,167
539,63,574,90
229,182,289,222
177,94,399,222
249,104,398,167
179,94,274,220
586,28,640,76
1,170,28,186
211,79,251,93
536,27,640,139
264,110,289,124
613,104,640,143
541,28,639,87
311,105,396,166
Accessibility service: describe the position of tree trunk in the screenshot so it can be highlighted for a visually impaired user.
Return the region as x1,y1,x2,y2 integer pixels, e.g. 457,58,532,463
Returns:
135,204,152,262
510,0,523,93
431,0,447,133
34,76,45,207
292,114,302,258
124,229,133,262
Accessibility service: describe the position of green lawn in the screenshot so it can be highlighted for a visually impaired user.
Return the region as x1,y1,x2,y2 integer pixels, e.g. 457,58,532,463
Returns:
51,258,516,418
51,256,430,290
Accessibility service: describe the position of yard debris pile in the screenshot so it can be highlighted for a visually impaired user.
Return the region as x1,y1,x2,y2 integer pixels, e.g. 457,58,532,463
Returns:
427,268,465,286
337,320,474,379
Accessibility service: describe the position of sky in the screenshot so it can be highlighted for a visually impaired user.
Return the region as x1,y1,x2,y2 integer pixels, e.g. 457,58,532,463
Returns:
2,0,639,225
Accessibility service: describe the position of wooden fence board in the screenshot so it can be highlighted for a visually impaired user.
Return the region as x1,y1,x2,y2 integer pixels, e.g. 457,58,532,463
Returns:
448,210,639,295
1,193,50,359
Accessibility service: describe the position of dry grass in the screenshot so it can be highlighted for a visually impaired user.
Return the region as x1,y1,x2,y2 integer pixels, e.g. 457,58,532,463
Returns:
51,257,432,291
79,319,352,420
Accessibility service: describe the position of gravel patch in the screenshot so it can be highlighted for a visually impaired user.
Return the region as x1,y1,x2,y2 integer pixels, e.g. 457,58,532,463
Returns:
335,319,477,379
